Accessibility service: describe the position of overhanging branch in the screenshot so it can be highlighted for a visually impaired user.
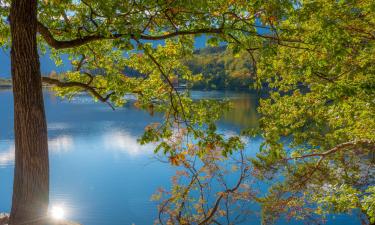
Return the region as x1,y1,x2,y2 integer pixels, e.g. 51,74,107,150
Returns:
37,22,111,49
42,76,115,109
37,21,223,49
286,139,375,161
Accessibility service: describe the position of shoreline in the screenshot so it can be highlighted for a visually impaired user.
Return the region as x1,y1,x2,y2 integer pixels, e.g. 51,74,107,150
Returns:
0,213,82,225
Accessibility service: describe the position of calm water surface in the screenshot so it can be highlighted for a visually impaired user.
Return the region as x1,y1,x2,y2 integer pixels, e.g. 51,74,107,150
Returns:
0,90,358,225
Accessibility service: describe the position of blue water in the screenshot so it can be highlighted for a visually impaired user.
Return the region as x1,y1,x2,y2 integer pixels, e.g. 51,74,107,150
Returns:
0,90,359,225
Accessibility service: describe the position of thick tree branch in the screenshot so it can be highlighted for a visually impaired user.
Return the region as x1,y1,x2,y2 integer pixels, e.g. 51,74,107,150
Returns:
37,21,223,49
37,22,109,49
38,18,306,51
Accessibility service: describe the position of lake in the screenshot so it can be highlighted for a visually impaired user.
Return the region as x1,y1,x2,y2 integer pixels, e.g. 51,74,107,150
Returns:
0,89,359,225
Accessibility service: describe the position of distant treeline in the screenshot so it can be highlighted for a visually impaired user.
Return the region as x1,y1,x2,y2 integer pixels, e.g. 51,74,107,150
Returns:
0,78,12,87
185,46,255,90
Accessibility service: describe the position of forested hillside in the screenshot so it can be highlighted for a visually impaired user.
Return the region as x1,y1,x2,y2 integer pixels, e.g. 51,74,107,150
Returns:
185,46,255,90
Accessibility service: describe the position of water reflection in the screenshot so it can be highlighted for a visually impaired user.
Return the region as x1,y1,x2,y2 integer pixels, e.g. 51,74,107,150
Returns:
0,145,14,167
103,130,155,156
0,89,358,225
0,89,263,225
48,123,72,131
0,135,74,166
190,90,259,128
223,96,259,128
49,135,74,153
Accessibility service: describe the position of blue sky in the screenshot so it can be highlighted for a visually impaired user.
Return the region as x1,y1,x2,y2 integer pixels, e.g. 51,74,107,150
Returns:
0,36,208,78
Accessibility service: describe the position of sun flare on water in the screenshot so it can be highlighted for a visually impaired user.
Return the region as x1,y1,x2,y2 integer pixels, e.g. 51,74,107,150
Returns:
49,205,65,220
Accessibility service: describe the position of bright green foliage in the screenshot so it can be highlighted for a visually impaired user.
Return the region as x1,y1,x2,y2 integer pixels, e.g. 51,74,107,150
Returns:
311,184,375,221
251,0,375,224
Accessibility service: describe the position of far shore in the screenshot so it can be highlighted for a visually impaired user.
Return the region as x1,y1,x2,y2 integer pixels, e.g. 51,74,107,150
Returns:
0,77,12,88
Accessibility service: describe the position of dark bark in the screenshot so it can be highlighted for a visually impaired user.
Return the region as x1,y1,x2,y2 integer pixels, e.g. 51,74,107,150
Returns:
9,0,49,224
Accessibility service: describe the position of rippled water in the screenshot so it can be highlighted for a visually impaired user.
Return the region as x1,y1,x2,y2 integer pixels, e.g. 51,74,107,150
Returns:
0,89,358,225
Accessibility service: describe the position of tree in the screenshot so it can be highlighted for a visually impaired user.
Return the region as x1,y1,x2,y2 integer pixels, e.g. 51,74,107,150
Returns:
5,0,371,224
8,1,49,224
0,0,284,224
246,0,375,224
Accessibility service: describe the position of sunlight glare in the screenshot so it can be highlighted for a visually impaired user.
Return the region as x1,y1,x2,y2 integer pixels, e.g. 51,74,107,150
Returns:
49,205,65,220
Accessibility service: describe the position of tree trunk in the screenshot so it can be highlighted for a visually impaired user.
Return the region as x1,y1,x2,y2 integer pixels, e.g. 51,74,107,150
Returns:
9,0,50,224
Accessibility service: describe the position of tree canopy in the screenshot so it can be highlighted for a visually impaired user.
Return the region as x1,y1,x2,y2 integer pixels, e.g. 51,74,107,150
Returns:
249,0,375,224
0,0,374,224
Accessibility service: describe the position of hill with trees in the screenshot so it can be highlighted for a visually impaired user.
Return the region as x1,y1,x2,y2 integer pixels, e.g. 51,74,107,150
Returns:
185,46,255,90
